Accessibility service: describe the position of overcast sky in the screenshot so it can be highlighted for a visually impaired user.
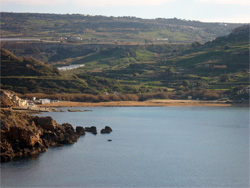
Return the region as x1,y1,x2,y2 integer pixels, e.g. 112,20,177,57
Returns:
1,0,250,23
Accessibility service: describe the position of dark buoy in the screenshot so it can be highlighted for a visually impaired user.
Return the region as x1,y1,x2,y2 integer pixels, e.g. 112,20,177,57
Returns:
108,139,112,142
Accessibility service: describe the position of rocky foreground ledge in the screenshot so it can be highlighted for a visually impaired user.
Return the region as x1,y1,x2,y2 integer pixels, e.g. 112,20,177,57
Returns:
0,109,86,162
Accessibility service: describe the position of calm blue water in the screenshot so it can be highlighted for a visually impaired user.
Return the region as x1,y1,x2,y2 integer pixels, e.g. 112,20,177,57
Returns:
1,107,249,187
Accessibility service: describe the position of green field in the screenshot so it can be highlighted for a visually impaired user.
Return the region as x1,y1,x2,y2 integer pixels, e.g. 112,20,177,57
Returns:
1,16,249,100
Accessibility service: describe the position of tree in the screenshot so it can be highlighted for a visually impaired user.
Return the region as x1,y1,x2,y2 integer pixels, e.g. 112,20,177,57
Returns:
231,85,245,95
182,80,190,88
219,74,229,82
163,67,175,77
24,47,40,54
191,42,201,48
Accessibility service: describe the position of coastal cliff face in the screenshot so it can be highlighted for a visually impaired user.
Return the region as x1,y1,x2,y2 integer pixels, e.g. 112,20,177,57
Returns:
0,109,85,162
0,89,26,107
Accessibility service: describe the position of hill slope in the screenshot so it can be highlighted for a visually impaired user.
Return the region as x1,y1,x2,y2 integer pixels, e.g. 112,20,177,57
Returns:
1,48,60,77
71,25,249,92
0,49,131,94
1,25,249,100
0,12,242,44
169,25,249,89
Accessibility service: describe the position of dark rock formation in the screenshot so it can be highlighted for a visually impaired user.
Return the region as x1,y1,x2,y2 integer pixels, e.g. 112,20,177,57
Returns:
76,126,85,135
101,126,112,134
0,109,84,162
35,116,58,131
85,126,97,135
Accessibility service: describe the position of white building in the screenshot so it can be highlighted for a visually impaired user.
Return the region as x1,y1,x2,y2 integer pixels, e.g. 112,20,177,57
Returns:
39,99,51,104
57,64,85,71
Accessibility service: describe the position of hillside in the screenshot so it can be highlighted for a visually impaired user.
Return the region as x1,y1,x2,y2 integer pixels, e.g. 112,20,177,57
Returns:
1,48,60,77
0,25,249,100
0,49,132,94
168,25,250,89
58,25,248,87
60,25,249,100
1,12,242,44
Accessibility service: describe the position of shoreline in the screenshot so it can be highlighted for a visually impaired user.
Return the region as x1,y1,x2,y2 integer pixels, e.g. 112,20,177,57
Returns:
37,100,248,108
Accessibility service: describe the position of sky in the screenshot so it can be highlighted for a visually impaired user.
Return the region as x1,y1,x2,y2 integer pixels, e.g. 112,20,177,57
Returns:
1,0,250,23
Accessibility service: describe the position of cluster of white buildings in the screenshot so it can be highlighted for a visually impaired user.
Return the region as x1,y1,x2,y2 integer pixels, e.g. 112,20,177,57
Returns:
57,64,85,71
31,97,59,105
2,90,58,107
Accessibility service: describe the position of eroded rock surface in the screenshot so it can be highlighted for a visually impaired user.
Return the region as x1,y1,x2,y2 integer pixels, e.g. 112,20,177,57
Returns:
0,109,84,162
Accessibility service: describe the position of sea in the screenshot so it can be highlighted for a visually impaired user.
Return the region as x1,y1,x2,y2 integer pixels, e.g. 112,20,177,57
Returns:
1,107,249,187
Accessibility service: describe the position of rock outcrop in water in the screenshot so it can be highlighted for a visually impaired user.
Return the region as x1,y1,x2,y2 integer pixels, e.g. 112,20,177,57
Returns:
85,126,97,135
0,109,85,162
101,126,113,134
76,126,86,135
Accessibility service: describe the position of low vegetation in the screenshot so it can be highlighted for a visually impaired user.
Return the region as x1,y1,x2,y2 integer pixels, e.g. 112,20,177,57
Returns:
1,12,241,44
0,49,138,94
1,23,249,101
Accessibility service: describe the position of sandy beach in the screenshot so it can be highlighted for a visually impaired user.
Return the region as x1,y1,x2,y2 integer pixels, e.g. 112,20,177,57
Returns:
38,100,238,107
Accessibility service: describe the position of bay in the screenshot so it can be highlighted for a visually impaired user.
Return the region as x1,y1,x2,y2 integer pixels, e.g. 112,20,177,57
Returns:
1,107,249,187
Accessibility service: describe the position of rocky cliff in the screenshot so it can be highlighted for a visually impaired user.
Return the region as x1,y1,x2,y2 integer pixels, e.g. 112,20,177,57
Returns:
0,109,85,162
